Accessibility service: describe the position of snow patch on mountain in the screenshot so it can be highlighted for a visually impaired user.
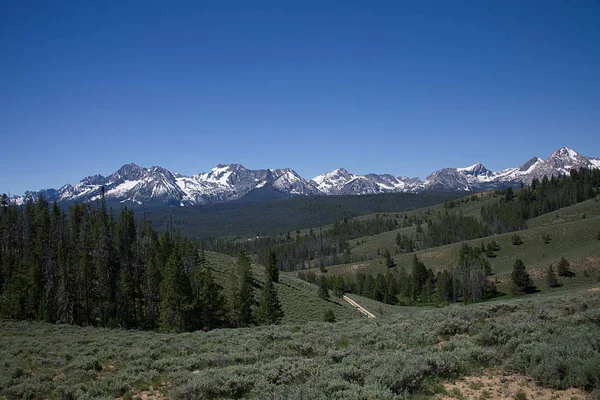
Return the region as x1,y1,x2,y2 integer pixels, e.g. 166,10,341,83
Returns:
105,180,141,197
8,146,599,206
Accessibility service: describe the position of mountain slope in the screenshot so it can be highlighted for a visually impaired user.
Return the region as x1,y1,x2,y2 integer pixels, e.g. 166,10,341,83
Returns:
11,146,600,206
314,146,600,194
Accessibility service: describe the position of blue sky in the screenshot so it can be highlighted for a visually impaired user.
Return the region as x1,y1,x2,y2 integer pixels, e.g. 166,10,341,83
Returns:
1,0,599,195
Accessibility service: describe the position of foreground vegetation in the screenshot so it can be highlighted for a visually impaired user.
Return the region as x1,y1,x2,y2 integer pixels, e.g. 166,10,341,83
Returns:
2,289,600,399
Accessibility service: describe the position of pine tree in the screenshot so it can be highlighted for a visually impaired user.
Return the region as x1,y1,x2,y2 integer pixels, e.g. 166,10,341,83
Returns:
411,255,428,299
192,250,226,330
420,275,434,303
159,247,193,332
511,259,532,292
546,264,560,288
557,257,575,277
266,250,279,283
140,220,161,329
435,270,453,302
505,186,514,202
116,207,138,328
332,276,345,298
230,251,255,326
255,278,284,325
318,278,330,300
383,249,395,268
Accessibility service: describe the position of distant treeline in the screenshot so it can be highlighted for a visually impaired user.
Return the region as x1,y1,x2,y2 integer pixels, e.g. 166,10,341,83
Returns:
300,243,498,305
0,194,282,332
146,192,460,238
202,213,423,271
201,196,490,271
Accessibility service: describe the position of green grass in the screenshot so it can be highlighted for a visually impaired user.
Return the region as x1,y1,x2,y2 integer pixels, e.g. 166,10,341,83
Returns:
302,200,600,297
527,197,600,228
204,251,360,324
2,288,600,399
294,192,501,269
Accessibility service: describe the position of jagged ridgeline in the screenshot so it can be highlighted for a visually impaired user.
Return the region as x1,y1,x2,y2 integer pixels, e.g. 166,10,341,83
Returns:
13,147,600,208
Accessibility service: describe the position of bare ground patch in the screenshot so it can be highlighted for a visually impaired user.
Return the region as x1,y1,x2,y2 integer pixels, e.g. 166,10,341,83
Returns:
436,371,587,400
116,384,168,400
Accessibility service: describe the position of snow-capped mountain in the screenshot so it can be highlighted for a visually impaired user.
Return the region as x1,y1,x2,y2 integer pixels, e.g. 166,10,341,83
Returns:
311,169,423,195
11,147,600,206
492,147,600,185
312,147,600,194
16,163,320,207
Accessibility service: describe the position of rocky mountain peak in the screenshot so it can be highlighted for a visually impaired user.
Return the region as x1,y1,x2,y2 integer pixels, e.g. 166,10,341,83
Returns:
552,146,579,159
519,157,542,172
9,146,599,207
114,163,145,181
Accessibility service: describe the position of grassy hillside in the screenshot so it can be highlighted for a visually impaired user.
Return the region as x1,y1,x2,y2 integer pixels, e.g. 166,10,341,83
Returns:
204,251,359,324
299,197,600,296
2,288,599,399
528,197,600,228
2,192,600,399
343,192,504,259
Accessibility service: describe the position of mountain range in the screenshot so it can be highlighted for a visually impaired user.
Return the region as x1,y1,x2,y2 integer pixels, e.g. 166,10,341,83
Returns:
13,147,600,207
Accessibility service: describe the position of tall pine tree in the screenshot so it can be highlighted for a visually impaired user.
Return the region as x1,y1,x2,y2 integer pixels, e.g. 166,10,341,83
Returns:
255,278,284,325
159,247,193,332
229,251,255,326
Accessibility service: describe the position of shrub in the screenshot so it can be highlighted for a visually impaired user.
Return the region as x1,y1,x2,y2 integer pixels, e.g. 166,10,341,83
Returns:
515,390,527,400
557,257,575,277
541,233,551,244
546,265,560,288
324,309,336,323
511,234,523,245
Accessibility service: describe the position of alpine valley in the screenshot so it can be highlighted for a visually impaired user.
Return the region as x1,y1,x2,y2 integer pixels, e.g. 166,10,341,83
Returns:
13,146,600,208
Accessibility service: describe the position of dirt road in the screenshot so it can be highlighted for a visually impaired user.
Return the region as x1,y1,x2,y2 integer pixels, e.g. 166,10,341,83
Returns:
343,295,376,318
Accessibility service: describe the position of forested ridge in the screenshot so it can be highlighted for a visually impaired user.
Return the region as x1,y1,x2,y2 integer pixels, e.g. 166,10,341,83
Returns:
482,168,600,232
0,193,282,332
205,168,599,273
146,191,459,238
300,168,600,306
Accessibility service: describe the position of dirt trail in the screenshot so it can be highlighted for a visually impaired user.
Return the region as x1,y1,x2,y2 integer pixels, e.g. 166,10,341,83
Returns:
343,295,376,318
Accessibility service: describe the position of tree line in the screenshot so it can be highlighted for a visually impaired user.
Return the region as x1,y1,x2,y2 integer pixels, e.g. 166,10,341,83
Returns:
0,193,283,332
482,168,600,233
202,213,426,272
299,243,498,306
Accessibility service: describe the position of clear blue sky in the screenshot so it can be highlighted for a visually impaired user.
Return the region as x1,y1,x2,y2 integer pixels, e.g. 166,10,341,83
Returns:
2,0,599,195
